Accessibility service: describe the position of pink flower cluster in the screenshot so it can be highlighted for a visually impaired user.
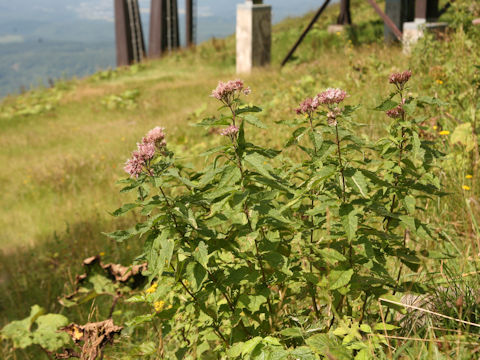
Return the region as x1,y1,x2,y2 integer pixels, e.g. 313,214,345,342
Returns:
124,127,167,178
144,127,167,148
220,125,239,137
212,79,250,102
295,88,347,116
317,88,348,105
389,70,412,86
295,97,320,115
386,105,404,119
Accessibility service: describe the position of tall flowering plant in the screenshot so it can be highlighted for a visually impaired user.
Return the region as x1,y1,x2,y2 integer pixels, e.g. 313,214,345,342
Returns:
101,74,444,358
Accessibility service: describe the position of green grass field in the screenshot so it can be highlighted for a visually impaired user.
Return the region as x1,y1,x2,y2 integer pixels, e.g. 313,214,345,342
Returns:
1,0,479,358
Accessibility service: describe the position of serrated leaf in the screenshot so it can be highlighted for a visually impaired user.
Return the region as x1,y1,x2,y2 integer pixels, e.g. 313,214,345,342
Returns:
340,204,358,241
403,195,416,215
112,203,138,216
316,248,346,264
194,241,209,268
374,99,397,111
244,153,274,179
329,269,354,290
245,114,267,129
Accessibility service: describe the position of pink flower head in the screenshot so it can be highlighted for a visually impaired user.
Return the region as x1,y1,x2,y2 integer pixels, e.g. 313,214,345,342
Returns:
137,141,156,160
386,105,404,118
317,88,348,105
220,125,239,137
243,87,251,96
144,127,166,148
211,79,245,102
124,152,145,178
389,70,412,86
295,97,320,115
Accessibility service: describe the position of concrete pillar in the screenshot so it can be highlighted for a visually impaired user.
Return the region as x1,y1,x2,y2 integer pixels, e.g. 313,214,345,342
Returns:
236,0,271,74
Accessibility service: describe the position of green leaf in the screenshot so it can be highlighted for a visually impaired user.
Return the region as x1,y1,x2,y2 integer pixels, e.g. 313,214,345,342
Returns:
236,105,262,115
348,170,368,197
238,294,268,313
185,262,207,292
306,334,351,359
111,203,138,217
194,241,209,269
340,204,358,241
32,314,70,351
399,215,416,233
244,153,274,179
245,114,267,129
316,248,346,264
403,195,416,215
373,323,399,331
280,327,304,338
148,231,174,281
196,116,230,127
374,99,397,111
329,269,354,290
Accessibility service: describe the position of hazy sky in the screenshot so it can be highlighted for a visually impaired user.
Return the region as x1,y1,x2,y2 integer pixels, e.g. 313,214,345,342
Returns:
0,0,325,42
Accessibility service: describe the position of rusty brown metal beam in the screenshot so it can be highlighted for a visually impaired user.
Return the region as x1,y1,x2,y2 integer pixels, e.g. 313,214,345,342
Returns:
281,0,331,67
114,0,132,67
149,0,165,58
366,0,403,41
186,0,193,47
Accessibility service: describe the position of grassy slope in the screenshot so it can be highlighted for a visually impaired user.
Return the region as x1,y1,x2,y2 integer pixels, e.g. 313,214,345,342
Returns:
1,0,479,358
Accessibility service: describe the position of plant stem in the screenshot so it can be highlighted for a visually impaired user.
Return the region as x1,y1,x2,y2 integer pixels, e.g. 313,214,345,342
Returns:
309,197,320,319
160,184,252,337
335,123,346,202
170,263,229,347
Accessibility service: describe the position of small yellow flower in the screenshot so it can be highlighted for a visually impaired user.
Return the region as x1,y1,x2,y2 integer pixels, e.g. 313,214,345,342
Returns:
463,185,471,191
466,174,473,179
439,130,450,136
146,283,158,294
167,304,173,309
154,300,165,312
433,125,438,130
72,326,83,341
99,252,105,257
336,32,341,36
436,79,443,85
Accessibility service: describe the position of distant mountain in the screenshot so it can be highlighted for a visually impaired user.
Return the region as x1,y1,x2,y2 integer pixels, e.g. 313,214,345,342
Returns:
0,0,329,97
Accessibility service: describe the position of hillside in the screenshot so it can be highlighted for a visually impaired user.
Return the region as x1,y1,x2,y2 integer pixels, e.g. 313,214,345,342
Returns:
1,0,479,358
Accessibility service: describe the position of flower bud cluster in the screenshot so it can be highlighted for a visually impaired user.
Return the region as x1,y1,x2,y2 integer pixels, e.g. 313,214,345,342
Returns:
220,125,239,137
295,88,347,126
124,127,167,178
389,70,412,87
211,79,250,103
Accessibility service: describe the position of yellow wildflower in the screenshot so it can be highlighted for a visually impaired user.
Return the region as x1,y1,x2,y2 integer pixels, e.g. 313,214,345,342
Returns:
433,125,438,130
436,79,443,85
463,185,471,191
146,283,158,294
154,300,165,312
466,174,473,179
72,326,83,341
99,252,105,257
336,32,341,36
439,130,450,136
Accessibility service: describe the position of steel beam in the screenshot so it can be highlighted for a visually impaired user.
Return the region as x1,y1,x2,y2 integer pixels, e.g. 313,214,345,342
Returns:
149,0,165,57
115,0,133,67
186,0,193,47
